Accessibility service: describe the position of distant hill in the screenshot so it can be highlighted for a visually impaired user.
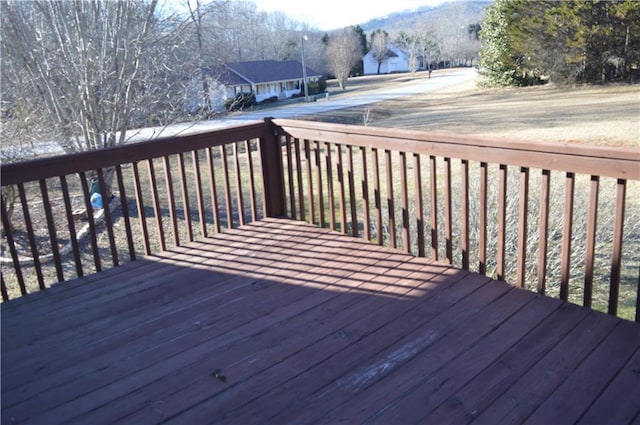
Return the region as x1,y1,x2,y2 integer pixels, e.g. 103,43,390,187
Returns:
359,0,493,32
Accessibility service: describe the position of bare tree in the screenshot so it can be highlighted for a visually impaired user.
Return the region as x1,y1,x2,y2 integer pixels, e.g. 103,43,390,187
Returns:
397,32,421,74
325,28,361,90
370,29,390,74
416,28,440,71
185,0,214,116
0,0,181,153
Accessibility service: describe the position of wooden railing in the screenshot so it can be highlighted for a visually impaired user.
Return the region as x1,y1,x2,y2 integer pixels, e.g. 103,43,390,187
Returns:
271,119,640,322
1,118,639,322
0,121,282,300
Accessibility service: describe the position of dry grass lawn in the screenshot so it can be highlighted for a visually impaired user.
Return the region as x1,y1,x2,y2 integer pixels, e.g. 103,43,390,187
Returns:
305,69,639,148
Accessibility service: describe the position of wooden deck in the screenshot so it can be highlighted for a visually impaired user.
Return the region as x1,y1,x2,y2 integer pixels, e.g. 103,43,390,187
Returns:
2,218,639,425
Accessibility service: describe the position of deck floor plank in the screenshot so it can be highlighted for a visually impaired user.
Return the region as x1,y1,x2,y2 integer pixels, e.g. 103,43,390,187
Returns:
426,302,592,425
470,310,622,425
168,272,493,425
524,319,640,424
315,281,525,425
362,291,560,424
96,258,461,424
1,218,638,425
5,225,389,422
576,345,640,425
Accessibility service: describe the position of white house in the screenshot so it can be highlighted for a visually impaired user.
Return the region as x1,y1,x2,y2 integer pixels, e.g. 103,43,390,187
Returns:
223,60,321,102
363,45,424,75
185,60,322,114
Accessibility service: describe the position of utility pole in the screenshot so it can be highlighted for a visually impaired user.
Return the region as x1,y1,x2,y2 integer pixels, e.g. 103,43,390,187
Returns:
301,34,309,102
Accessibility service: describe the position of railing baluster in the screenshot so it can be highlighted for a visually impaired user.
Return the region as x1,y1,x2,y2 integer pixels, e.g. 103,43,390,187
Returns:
285,136,296,219
39,179,64,281
178,152,193,241
429,156,438,260
444,157,453,265
372,148,382,245
294,138,305,222
315,141,325,228
233,142,245,227
60,175,84,275
220,145,233,229
132,162,151,255
162,156,179,247
560,172,575,301
347,146,357,237
608,178,626,316
479,162,488,275
1,198,26,296
537,169,551,294
1,272,7,301
147,160,166,251
361,147,370,241
337,144,346,233
414,154,425,257
304,139,314,225
497,164,508,280
400,151,410,253
78,173,102,272
115,165,136,261
192,151,207,238
245,140,258,222
325,142,335,230
516,167,529,288
97,169,118,266
17,182,45,288
385,149,396,249
207,147,221,234
584,175,600,307
636,266,640,323
461,160,470,270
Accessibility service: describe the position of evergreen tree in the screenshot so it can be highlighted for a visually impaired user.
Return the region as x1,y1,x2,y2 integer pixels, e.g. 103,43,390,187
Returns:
479,0,640,87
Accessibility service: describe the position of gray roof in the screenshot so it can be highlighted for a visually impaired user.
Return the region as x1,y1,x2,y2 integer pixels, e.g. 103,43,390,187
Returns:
225,60,321,84
204,65,248,86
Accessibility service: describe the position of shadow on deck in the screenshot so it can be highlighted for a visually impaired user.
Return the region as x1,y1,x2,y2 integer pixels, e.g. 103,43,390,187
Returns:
2,218,640,424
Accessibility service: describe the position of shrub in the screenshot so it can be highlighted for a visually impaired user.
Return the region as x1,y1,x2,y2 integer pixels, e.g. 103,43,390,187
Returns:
258,96,278,105
224,93,256,111
306,78,327,96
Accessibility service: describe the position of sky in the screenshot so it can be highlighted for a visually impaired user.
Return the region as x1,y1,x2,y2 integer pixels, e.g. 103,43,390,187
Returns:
251,0,448,31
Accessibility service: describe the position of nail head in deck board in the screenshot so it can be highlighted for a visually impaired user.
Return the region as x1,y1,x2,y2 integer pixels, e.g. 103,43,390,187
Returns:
2,219,638,425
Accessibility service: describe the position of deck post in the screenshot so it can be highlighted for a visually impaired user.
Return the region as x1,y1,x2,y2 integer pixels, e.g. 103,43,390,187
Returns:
260,118,287,217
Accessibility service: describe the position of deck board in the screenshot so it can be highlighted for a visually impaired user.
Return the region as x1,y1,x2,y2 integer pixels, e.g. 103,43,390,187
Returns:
2,218,639,425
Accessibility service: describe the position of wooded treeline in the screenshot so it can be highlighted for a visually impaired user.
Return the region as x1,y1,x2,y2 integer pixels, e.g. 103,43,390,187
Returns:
479,0,640,86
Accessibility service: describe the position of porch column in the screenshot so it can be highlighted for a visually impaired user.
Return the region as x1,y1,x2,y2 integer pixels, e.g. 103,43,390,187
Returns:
260,118,287,217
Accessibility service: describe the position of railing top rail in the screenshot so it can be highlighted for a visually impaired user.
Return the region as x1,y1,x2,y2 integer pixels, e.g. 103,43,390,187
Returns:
273,119,640,180
1,121,266,186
